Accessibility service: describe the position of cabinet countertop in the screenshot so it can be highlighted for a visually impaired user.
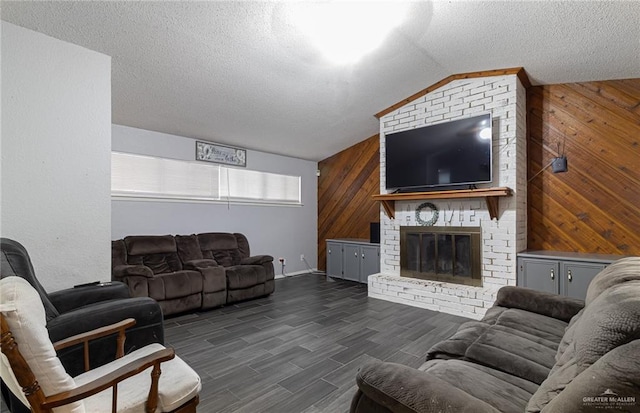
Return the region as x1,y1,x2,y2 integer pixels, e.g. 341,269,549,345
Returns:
517,250,627,264
327,238,380,246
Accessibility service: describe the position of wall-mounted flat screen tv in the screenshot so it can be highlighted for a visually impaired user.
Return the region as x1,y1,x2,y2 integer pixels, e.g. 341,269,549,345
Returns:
385,113,492,192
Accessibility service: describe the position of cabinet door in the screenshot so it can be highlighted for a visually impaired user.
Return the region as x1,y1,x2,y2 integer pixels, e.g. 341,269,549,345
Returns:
517,258,559,294
326,242,344,279
360,245,380,284
561,262,605,299
343,244,361,282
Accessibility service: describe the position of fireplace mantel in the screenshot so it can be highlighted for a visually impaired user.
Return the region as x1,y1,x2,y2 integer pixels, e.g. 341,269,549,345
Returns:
373,187,512,220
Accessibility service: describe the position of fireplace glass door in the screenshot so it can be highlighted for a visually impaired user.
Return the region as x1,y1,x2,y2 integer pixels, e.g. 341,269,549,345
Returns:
401,226,481,286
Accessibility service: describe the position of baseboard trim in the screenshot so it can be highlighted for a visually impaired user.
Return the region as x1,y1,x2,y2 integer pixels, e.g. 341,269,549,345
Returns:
275,269,322,279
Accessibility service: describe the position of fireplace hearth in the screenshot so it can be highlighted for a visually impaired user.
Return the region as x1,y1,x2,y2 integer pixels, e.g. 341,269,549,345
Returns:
400,226,482,286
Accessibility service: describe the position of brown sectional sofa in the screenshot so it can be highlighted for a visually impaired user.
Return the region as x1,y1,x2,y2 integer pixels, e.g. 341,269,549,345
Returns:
112,232,274,316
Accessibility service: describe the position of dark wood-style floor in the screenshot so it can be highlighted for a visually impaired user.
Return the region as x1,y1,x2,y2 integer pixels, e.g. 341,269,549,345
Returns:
1,274,469,413
166,274,468,412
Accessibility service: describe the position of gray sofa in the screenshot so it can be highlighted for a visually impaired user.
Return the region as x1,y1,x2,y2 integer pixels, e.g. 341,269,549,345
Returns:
351,257,640,413
112,232,274,316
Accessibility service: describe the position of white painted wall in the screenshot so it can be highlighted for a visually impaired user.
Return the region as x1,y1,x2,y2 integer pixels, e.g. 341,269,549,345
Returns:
111,125,318,275
1,22,112,291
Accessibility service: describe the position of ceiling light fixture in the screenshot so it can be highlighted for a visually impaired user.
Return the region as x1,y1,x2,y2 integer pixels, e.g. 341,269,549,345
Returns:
288,1,408,65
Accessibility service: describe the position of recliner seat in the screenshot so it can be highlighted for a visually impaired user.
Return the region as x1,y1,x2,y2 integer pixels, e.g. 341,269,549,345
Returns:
197,232,275,304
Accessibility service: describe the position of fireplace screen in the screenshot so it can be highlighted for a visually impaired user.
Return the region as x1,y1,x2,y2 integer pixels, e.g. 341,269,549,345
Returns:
401,226,481,286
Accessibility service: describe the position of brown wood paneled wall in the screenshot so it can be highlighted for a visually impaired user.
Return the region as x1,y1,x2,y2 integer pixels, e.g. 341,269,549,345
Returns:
527,79,640,255
317,134,380,270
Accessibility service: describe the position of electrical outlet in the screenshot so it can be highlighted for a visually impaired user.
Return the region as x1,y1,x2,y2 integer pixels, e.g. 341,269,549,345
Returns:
282,258,286,265
300,254,305,261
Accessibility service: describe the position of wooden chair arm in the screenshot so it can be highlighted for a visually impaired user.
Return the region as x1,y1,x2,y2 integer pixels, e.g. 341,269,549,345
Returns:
41,347,175,410
53,318,136,372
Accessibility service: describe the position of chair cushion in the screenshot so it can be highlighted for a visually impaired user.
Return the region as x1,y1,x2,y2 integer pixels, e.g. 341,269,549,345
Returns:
0,277,83,413
77,343,201,412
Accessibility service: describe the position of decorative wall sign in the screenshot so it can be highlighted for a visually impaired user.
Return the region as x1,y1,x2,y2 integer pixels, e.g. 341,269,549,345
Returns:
415,202,439,226
196,141,246,167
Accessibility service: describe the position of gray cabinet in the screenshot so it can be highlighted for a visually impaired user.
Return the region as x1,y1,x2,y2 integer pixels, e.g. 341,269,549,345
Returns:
326,241,344,279
360,245,381,283
517,251,619,300
326,239,380,284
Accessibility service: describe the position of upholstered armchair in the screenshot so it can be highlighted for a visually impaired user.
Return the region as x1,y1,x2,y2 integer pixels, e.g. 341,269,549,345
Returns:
197,232,275,303
0,238,164,412
0,276,200,413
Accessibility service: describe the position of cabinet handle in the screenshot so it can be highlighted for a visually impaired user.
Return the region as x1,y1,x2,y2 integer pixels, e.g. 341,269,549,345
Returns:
568,270,572,282
355,252,358,257
328,249,331,254
362,253,365,259
550,268,555,280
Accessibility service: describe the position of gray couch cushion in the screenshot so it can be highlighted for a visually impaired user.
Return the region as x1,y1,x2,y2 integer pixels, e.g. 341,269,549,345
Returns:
540,340,640,413
421,359,537,413
428,307,567,384
585,257,640,305
527,280,640,412
225,265,265,289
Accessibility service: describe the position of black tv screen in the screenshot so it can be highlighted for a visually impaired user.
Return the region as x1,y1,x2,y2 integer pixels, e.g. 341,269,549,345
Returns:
385,114,492,191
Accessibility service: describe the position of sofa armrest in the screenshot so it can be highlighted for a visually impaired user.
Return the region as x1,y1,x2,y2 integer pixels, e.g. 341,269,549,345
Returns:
49,281,131,313
112,264,154,279
352,361,500,413
241,255,273,265
47,297,164,377
183,259,219,269
495,286,584,322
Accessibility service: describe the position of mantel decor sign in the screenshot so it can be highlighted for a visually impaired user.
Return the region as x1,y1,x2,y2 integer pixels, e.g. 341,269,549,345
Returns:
196,141,246,167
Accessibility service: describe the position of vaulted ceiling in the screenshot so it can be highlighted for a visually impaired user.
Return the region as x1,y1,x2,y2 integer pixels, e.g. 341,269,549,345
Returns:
3,1,639,161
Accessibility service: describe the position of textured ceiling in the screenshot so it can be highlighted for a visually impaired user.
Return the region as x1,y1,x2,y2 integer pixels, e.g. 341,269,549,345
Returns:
2,1,639,161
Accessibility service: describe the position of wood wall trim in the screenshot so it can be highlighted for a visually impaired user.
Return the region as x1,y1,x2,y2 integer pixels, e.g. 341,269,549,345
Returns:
375,67,531,119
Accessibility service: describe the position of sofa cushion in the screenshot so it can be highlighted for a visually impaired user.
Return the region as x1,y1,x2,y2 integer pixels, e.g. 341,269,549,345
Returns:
211,249,241,267
225,265,266,289
198,232,238,251
142,254,174,274
585,256,640,305
175,234,203,263
234,233,251,259
147,270,202,301
526,279,640,412
538,340,640,413
428,307,567,384
125,235,177,256
420,359,538,413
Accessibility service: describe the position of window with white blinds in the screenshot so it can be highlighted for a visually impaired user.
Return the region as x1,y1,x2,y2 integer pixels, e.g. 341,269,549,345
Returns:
111,152,301,205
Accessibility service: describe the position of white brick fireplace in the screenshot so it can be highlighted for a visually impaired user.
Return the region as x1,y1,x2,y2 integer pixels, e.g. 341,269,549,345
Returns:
369,74,528,320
